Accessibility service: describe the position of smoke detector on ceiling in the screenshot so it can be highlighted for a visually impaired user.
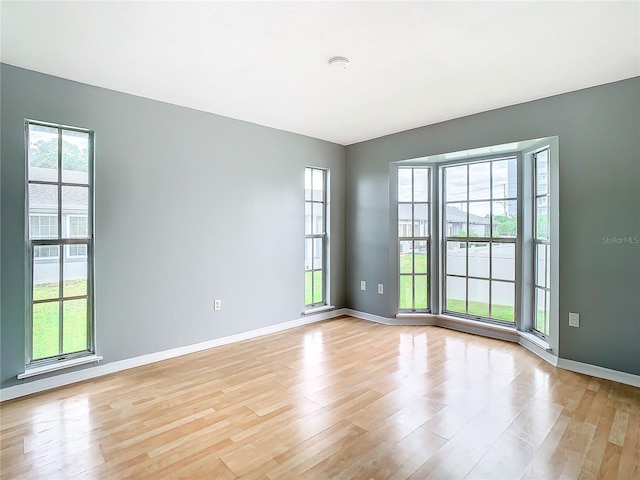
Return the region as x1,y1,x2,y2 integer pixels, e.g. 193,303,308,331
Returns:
328,56,350,69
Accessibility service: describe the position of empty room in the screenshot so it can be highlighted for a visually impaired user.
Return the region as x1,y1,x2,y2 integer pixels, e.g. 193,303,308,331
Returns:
1,1,639,479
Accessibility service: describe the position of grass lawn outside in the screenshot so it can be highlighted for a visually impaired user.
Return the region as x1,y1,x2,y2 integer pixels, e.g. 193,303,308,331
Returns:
305,270,323,306
32,279,88,360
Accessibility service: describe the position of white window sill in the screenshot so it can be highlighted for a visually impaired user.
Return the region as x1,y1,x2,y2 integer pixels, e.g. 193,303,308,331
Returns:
18,355,103,379
396,313,437,319
436,314,517,334
304,305,335,315
519,331,551,351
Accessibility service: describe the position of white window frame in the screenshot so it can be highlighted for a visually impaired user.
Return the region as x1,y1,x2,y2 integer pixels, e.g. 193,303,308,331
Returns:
392,137,558,352
305,167,328,308
441,156,519,325
25,120,96,368
398,167,431,313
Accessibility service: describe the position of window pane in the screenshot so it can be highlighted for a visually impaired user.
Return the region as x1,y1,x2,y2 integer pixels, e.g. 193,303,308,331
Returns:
304,271,312,305
399,275,413,310
468,243,489,278
536,244,547,287
34,245,59,259
33,247,60,301
535,288,546,332
28,125,58,182
492,200,517,237
415,275,428,309
493,158,517,199
312,203,323,235
399,241,413,274
413,203,428,237
305,203,312,235
29,185,59,239
492,243,515,281
312,270,323,304
469,202,490,237
62,187,89,238
304,238,312,271
63,299,88,353
33,301,59,360
398,203,412,237
313,238,323,269
445,165,467,202
546,245,551,288
64,249,87,297
414,241,427,274
536,151,549,196
446,241,466,276
446,276,466,313
446,202,468,237
398,169,412,202
312,169,324,202
544,290,551,335
469,162,490,200
491,281,514,322
30,214,59,240
304,168,312,201
536,197,549,240
67,215,88,238
62,130,89,184
413,169,429,202
468,278,489,317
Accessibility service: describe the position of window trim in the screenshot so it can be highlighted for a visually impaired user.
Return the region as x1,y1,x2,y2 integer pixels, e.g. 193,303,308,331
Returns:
398,166,431,313
441,156,519,326
25,119,96,369
305,167,328,309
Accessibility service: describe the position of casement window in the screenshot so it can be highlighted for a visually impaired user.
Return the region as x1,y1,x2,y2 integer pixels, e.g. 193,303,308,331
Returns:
305,167,327,308
26,120,95,365
398,167,430,312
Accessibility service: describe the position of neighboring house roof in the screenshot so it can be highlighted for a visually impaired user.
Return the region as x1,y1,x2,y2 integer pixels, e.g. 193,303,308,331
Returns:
445,206,493,226
29,166,88,211
401,204,494,226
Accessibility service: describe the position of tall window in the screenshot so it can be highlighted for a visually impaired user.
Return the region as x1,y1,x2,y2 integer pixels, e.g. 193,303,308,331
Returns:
398,168,430,311
533,149,551,336
305,167,327,307
26,121,95,364
443,157,518,323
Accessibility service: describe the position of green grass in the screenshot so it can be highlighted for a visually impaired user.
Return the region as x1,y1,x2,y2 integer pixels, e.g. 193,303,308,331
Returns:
32,279,88,360
305,270,323,306
445,298,515,322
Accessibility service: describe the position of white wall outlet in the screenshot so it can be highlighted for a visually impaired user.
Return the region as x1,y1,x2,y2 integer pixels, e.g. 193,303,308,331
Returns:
378,284,384,294
360,281,366,291
569,312,579,327
214,299,222,311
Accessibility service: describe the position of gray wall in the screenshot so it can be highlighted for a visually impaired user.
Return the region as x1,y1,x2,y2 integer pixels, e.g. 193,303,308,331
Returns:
345,77,640,375
1,64,346,389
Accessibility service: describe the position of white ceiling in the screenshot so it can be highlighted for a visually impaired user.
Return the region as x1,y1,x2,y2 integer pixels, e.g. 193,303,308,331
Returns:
1,1,639,145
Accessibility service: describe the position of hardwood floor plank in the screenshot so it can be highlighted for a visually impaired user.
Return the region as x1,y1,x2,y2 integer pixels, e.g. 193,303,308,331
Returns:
1,316,638,480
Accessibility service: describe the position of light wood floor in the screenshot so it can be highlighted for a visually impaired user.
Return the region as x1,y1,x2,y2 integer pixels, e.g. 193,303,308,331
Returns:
1,316,638,480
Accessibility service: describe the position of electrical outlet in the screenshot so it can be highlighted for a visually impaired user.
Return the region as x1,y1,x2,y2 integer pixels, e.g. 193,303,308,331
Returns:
214,299,222,311
569,312,579,327
361,281,366,291
378,284,384,294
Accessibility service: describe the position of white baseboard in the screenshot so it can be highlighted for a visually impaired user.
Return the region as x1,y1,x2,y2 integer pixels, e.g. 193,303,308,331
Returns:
343,309,435,326
518,333,558,367
557,358,640,388
0,308,347,402
4,309,637,401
